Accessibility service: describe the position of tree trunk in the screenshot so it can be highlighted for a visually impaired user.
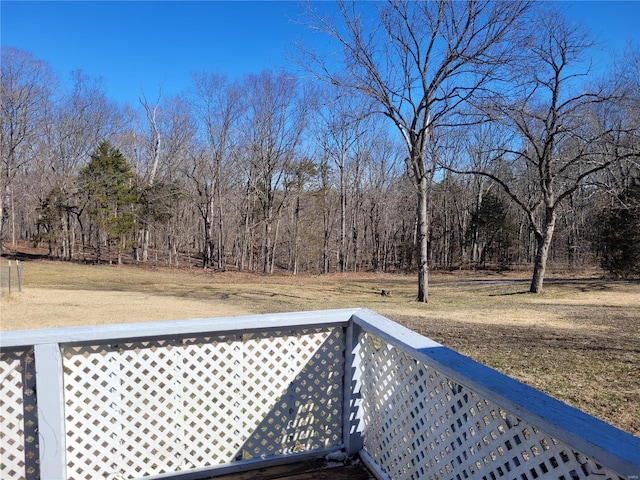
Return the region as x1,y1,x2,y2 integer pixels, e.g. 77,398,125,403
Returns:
530,209,556,293
239,182,252,272
142,228,150,262
322,223,330,274
262,192,273,274
202,200,214,270
263,218,272,274
140,94,161,263
0,185,5,251
118,238,123,265
240,215,249,272
216,190,226,271
10,186,16,247
291,196,301,275
417,175,429,302
61,212,69,259
95,226,102,264
351,185,361,272
339,161,347,273
271,217,281,275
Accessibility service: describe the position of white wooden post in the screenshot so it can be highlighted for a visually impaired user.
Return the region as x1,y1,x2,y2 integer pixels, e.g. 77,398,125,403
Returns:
342,321,363,454
34,343,67,479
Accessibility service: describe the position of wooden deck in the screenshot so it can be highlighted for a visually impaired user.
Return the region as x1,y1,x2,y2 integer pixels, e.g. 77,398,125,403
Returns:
209,457,375,480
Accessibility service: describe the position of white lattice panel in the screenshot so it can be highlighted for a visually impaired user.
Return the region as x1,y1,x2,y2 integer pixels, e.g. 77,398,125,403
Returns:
357,332,626,480
240,328,345,459
117,339,184,477
181,335,245,466
61,327,345,479
0,348,38,480
63,344,122,479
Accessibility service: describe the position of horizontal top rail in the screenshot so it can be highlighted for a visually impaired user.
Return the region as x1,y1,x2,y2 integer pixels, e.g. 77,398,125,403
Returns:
352,309,640,479
0,307,359,348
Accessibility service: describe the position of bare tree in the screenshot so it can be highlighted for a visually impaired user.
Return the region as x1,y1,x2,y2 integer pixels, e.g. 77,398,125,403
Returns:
133,94,195,265
186,73,242,270
283,157,317,274
301,0,530,301
359,126,404,271
313,85,370,272
241,71,308,274
134,87,163,262
1,47,56,250
314,151,338,274
459,10,639,292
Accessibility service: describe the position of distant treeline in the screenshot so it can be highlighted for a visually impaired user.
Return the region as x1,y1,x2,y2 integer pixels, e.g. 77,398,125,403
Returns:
2,1,639,283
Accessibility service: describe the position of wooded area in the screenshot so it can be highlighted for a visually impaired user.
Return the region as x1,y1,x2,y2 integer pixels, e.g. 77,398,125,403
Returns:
1,2,638,299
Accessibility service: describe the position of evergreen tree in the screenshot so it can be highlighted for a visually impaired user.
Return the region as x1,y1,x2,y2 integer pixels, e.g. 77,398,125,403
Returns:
78,141,137,264
596,178,640,278
469,192,518,270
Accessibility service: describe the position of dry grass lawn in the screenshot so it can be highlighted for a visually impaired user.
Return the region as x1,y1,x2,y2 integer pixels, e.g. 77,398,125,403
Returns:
1,259,638,437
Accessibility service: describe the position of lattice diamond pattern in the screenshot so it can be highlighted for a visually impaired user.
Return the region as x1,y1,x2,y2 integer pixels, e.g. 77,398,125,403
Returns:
117,339,183,477
63,344,122,479
240,328,345,459
181,335,244,466
0,348,39,480
61,327,345,479
357,332,625,480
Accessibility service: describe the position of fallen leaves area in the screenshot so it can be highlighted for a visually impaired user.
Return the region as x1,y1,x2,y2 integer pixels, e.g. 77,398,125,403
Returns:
1,257,638,437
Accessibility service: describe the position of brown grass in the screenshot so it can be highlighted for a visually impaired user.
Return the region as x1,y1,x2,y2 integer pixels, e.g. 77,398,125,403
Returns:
1,259,638,436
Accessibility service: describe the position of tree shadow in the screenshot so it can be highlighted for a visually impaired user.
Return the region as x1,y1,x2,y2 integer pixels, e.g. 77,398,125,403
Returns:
489,290,531,297
1,250,49,261
232,328,349,462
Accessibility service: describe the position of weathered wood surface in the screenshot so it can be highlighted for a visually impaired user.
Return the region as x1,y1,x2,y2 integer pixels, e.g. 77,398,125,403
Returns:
0,308,358,347
209,458,374,480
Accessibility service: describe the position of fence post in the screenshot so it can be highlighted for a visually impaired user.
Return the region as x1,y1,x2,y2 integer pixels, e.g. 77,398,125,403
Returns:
7,260,12,293
16,260,22,292
34,343,67,479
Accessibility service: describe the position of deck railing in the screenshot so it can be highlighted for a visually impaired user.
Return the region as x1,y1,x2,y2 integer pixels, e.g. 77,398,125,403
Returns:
1,309,638,480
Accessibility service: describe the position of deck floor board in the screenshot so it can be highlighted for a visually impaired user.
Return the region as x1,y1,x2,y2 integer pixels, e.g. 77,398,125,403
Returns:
208,458,375,480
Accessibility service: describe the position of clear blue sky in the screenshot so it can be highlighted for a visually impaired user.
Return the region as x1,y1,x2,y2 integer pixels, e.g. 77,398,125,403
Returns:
2,1,639,106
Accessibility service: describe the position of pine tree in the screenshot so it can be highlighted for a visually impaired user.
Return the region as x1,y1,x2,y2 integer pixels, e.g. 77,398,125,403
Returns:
469,192,518,270
596,178,640,278
79,141,138,264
